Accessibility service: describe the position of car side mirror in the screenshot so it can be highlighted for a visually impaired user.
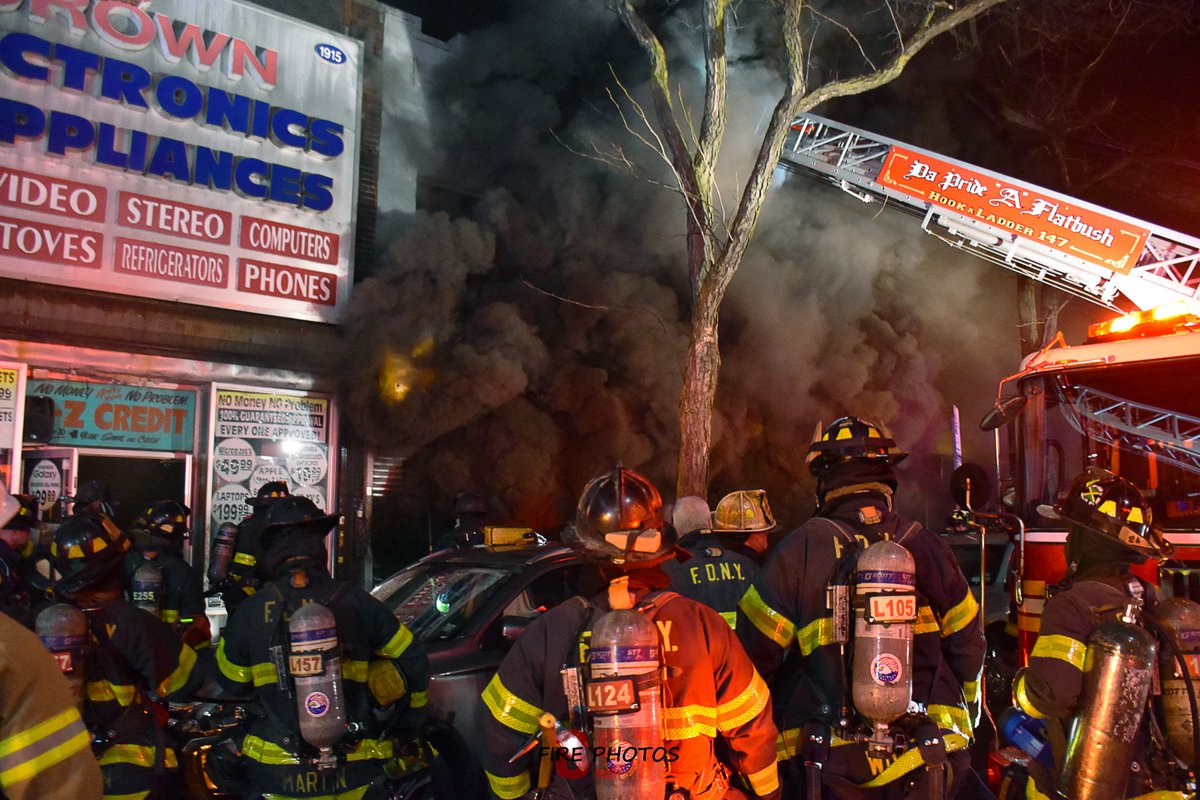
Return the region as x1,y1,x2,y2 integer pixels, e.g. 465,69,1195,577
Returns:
500,615,531,644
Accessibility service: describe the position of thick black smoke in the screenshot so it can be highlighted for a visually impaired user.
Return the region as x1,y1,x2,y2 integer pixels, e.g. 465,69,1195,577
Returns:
341,0,1026,562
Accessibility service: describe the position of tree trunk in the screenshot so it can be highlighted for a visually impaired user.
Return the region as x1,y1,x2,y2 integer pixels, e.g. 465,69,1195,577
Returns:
677,296,721,498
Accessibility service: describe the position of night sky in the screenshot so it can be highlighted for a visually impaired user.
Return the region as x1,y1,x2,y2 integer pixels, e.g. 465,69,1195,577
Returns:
351,1,1200,570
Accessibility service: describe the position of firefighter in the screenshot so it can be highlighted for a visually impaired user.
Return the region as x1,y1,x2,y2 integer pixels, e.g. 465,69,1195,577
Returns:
72,479,116,519
125,500,211,648
763,416,986,799
216,480,290,612
434,490,489,551
662,493,795,676
0,492,38,622
714,490,777,565
0,485,104,799
214,496,430,799
480,467,781,800
51,512,199,799
1009,467,1185,799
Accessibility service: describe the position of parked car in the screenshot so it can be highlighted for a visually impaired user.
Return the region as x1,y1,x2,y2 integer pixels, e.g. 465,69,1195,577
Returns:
371,535,593,800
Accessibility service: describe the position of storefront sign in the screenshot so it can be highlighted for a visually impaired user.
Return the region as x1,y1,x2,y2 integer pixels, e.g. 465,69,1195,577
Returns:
0,0,362,323
0,363,22,488
26,457,66,512
208,386,335,530
26,379,195,451
877,146,1151,272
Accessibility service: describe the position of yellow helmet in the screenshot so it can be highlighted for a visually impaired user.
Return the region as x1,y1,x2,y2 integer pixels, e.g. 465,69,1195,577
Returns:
712,489,776,533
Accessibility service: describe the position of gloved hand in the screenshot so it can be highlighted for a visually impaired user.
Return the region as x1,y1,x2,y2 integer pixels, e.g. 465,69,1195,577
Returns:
367,659,408,707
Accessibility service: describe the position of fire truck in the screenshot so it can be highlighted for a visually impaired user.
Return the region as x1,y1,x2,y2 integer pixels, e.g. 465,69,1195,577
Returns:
776,115,1200,666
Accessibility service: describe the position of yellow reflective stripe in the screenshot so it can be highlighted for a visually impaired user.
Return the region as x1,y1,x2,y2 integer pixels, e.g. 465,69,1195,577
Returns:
663,704,717,739
486,770,531,800
98,743,178,768
962,679,980,704
410,690,428,709
157,643,197,697
717,671,770,732
233,552,255,566
861,733,968,787
746,761,780,796
776,727,801,761
1014,673,1047,720
797,616,836,656
343,659,368,682
377,624,414,659
928,703,973,738
105,793,151,800
244,735,398,766
86,680,138,706
940,593,979,637
0,709,91,787
243,735,299,765
161,608,180,624
1130,793,1191,800
482,674,544,736
1030,634,1087,670
739,586,796,648
1026,776,1053,800
215,638,251,684
914,605,939,635
720,611,738,629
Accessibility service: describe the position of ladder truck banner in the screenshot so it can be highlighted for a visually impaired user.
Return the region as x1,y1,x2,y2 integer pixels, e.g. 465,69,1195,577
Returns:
207,386,335,531
26,378,195,451
0,363,22,489
878,146,1151,273
0,0,362,323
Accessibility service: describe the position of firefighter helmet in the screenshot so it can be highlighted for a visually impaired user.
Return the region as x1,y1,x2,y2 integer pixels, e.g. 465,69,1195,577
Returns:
3,493,39,531
135,500,191,541
563,467,675,567
454,491,487,516
806,416,908,475
247,481,290,508
1043,467,1170,558
712,489,776,533
671,496,711,538
52,512,131,595
259,496,339,548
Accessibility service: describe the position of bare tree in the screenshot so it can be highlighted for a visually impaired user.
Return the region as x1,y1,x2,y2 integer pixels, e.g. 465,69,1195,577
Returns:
612,0,1011,497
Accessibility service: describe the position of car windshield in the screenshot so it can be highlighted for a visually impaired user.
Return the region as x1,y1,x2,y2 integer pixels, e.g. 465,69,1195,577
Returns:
372,564,512,642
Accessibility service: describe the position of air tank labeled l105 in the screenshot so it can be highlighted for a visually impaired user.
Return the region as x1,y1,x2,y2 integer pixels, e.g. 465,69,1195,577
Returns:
853,540,917,735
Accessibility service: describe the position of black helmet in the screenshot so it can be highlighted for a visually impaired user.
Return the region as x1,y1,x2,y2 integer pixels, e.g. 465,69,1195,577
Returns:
52,512,131,595
4,494,39,531
74,479,111,507
563,467,675,567
135,500,191,541
806,416,908,475
247,481,290,508
260,496,338,545
1042,467,1170,559
454,491,487,516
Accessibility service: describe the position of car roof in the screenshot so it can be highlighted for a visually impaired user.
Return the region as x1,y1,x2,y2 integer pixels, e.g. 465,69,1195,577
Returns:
420,542,581,569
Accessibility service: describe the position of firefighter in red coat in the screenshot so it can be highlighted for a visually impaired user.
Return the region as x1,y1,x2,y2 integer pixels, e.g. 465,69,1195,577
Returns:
480,467,781,800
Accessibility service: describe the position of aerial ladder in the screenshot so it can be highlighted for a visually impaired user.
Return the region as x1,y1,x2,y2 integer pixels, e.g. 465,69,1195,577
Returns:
776,115,1200,476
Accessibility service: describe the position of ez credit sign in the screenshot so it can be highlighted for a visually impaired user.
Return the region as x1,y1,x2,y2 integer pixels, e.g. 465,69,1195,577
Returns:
27,378,195,451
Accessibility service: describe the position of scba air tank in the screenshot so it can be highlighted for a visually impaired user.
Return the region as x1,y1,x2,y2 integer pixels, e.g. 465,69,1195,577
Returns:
35,603,88,711
1152,598,1200,767
288,603,347,761
131,562,163,617
1059,619,1156,800
587,608,666,800
852,540,916,727
207,522,239,583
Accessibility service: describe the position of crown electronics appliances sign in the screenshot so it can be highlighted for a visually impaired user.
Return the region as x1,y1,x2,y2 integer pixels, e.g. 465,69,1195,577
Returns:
0,0,362,323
